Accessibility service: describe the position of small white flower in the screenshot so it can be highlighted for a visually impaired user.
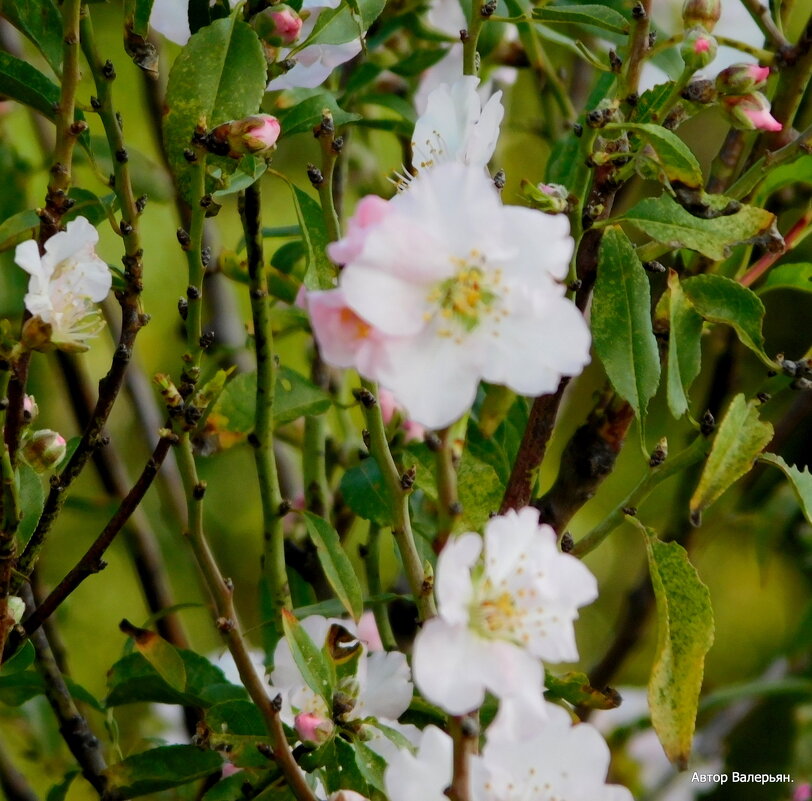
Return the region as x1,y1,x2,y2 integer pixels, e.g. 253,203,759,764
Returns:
384,725,453,801
15,217,111,352
411,77,504,171
412,507,598,715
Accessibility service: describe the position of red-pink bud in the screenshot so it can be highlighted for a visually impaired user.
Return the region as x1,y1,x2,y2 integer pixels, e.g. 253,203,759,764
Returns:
294,712,334,745
208,114,282,158
723,92,783,132
253,5,303,46
715,63,771,95
22,429,67,472
681,27,717,71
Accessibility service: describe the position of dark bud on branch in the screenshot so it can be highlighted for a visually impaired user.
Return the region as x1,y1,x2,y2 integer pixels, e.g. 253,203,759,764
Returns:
700,410,716,436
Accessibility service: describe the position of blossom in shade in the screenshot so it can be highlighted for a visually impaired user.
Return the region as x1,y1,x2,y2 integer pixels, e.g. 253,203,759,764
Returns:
412,507,598,715
15,217,112,352
470,701,634,801
411,77,504,171
723,91,783,131
316,161,589,429
384,726,453,801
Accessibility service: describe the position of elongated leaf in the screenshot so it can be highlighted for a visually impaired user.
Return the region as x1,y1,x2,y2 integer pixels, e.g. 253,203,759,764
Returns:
532,4,629,34
162,16,266,201
119,620,187,693
339,458,393,525
281,609,333,704
17,463,44,545
303,512,364,620
759,452,812,524
276,93,362,138
353,739,388,793
681,274,771,365
666,270,703,419
758,263,812,295
304,0,386,46
0,210,39,254
104,746,223,798
622,194,777,260
0,0,63,73
639,523,714,768
593,227,660,437
690,394,773,520
544,671,621,710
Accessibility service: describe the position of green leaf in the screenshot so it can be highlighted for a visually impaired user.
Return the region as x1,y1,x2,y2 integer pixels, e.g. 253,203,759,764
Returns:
544,671,622,710
0,210,39,254
759,452,812,524
605,122,703,190
1,641,35,676
352,739,388,793
162,16,267,201
119,619,187,693
458,451,503,531
532,4,630,34
303,0,386,46
64,188,118,227
639,524,714,768
17,463,44,545
46,770,80,801
754,154,812,201
276,92,363,138
204,700,270,768
212,155,267,201
757,263,812,295
622,194,777,260
666,270,703,419
339,458,393,526
104,745,223,798
0,0,63,74
681,274,771,365
0,671,102,709
593,227,660,438
281,609,333,704
303,512,364,621
690,394,773,521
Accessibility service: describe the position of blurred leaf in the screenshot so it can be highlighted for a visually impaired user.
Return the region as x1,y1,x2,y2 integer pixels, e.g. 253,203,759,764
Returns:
162,17,266,202
666,270,703,419
303,512,364,621
532,4,629,34
593,227,660,439
0,670,102,709
64,188,118,226
303,0,386,46
119,619,187,693
755,154,812,201
281,609,333,704
544,671,621,710
17,463,44,545
639,523,714,768
362,92,417,124
690,394,773,521
46,770,80,801
0,210,40,254
352,739,387,793
276,93,362,138
0,641,34,675
0,0,63,74
388,48,448,77
757,263,812,295
104,745,222,798
622,194,777,260
759,452,812,524
271,240,305,275
339,458,393,526
682,274,771,365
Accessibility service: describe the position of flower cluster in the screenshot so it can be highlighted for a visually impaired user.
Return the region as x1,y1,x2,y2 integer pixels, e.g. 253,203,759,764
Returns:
306,78,590,429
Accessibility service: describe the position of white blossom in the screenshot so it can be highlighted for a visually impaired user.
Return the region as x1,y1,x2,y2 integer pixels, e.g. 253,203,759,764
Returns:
15,216,111,352
412,507,598,715
149,0,237,45
384,725,453,801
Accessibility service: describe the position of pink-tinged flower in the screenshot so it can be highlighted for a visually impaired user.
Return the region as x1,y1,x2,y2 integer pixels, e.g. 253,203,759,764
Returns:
294,711,335,745
358,610,384,652
378,388,426,444
412,507,597,716
329,162,589,430
254,5,303,46
327,195,392,265
384,726,453,801
15,217,111,352
411,77,504,171
21,430,67,473
471,701,633,801
208,114,281,158
715,63,771,94
723,92,783,131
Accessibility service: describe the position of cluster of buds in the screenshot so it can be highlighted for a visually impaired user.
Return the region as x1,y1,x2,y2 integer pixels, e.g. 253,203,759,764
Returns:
680,0,719,72
204,114,282,159
714,64,782,132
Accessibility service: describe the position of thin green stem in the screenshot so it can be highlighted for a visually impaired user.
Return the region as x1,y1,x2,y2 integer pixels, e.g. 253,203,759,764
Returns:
740,0,791,49
572,435,711,557
462,0,485,76
364,522,398,651
238,183,291,645
175,435,315,801
359,380,436,621
183,157,208,377
713,35,775,63
434,427,461,549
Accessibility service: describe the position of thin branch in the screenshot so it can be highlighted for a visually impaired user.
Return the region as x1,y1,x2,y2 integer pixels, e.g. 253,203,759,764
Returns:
739,205,812,287
622,1,652,99
0,734,39,801
363,523,398,651
433,427,461,549
740,0,790,50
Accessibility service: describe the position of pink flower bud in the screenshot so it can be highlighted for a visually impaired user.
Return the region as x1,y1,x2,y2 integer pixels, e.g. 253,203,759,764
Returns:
715,63,771,95
723,92,783,132
22,429,67,473
294,712,334,745
23,395,39,423
254,5,303,46
682,0,721,32
327,195,391,266
681,27,717,70
208,115,282,158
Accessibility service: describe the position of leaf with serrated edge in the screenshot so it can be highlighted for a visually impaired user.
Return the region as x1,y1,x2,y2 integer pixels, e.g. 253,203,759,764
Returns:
759,453,812,524
690,394,773,518
637,521,714,768
666,270,703,419
593,227,660,442
303,512,364,620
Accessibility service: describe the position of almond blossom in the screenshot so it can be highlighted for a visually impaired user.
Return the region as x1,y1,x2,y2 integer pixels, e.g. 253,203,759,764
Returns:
312,161,590,429
15,216,112,352
412,507,598,716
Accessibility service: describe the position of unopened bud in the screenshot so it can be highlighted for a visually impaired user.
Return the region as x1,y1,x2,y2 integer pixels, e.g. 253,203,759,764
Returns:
715,63,771,95
5,595,25,625
23,395,39,423
722,92,783,132
207,114,282,159
22,429,67,472
253,5,303,46
294,712,334,745
681,27,717,71
682,0,721,32
520,180,570,213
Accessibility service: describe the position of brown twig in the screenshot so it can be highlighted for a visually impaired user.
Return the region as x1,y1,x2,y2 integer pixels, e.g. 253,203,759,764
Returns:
740,0,791,51
0,735,39,801
622,1,652,99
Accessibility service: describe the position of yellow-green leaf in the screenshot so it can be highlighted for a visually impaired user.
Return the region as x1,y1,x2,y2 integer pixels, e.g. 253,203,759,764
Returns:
759,452,812,524
666,270,703,419
119,619,186,693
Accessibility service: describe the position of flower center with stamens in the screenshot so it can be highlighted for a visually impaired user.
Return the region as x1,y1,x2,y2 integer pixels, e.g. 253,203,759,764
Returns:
429,254,500,333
